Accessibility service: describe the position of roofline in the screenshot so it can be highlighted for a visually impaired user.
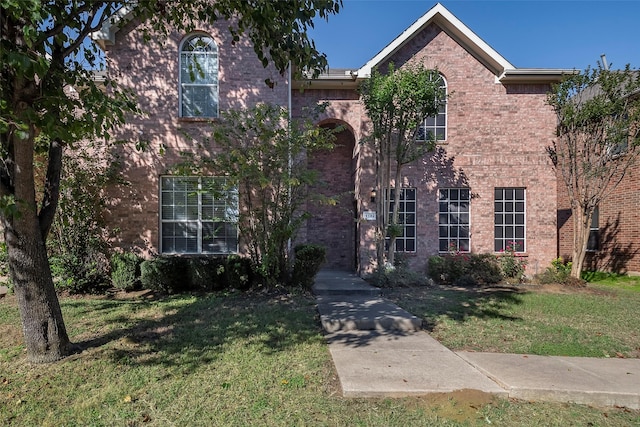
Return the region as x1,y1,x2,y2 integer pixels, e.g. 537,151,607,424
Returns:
357,3,515,78
91,4,134,49
499,68,578,84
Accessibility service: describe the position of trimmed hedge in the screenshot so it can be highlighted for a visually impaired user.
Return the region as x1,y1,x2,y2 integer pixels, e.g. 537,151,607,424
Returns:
428,253,502,286
291,244,326,289
111,252,143,291
140,256,190,294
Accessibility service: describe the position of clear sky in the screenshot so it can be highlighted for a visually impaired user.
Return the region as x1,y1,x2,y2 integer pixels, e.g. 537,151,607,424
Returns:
308,0,640,71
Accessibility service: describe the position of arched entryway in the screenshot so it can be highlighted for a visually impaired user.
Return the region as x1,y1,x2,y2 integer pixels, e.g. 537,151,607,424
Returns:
307,122,357,271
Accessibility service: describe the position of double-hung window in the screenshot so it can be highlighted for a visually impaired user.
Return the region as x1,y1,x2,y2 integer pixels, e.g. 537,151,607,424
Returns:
587,207,599,251
160,176,238,254
494,188,526,253
385,188,417,252
439,188,470,252
416,74,447,142
180,34,219,118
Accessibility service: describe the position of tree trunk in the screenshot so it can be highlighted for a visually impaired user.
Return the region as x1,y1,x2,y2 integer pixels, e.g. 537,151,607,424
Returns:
4,128,72,363
387,165,403,267
570,204,590,278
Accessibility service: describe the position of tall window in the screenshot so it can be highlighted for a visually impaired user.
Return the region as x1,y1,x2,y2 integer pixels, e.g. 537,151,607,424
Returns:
417,74,447,142
180,34,218,118
385,188,417,252
160,177,238,254
439,188,470,252
587,207,599,251
494,188,526,253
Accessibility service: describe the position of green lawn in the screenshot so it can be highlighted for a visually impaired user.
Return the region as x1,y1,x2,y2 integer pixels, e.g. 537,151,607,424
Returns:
1,285,639,426
385,279,640,358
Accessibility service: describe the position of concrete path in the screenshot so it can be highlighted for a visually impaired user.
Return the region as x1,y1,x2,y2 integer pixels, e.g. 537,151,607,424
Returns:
313,270,640,409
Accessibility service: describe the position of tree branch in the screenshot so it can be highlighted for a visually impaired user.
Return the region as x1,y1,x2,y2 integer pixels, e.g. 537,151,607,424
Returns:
38,138,63,240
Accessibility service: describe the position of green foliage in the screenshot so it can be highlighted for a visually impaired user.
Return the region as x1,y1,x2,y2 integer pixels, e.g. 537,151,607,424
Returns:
0,242,12,290
547,62,640,277
498,243,528,282
427,253,502,286
50,254,110,295
225,255,254,290
188,257,228,291
46,146,117,294
359,63,446,267
178,103,336,286
110,252,143,291
291,244,326,289
140,257,190,294
535,257,581,286
369,264,431,288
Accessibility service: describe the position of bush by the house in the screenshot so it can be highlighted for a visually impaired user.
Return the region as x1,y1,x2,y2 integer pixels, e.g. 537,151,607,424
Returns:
536,257,585,286
498,244,528,282
140,256,190,294
427,253,502,286
291,244,326,289
226,255,253,290
50,252,111,294
189,257,228,291
369,264,431,288
110,252,143,291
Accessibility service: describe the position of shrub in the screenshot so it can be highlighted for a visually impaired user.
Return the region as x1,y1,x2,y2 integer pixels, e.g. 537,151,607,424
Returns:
50,252,110,294
110,252,143,291
140,256,190,294
536,257,584,286
428,253,502,286
226,255,253,290
0,241,12,291
369,264,431,288
498,243,527,282
291,244,326,288
189,257,228,291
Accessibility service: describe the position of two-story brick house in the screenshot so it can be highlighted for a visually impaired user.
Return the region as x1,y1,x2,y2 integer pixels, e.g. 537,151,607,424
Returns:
94,3,573,276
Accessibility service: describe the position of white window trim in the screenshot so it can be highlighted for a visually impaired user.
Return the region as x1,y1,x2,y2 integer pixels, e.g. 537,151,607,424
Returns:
159,176,238,255
417,74,447,142
438,187,471,253
385,187,417,253
178,33,219,119
494,187,526,253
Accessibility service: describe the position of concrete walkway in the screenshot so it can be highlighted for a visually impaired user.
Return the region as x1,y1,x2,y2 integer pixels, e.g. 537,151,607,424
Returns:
313,270,640,409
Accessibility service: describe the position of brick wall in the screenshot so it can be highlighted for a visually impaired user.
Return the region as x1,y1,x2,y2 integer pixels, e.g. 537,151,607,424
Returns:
558,163,640,275
295,23,558,275
103,19,288,255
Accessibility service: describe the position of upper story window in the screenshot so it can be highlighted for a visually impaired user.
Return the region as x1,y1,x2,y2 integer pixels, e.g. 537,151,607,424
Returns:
180,34,219,118
417,74,447,142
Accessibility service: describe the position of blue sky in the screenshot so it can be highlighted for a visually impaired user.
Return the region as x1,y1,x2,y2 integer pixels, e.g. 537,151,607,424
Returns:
309,1,640,71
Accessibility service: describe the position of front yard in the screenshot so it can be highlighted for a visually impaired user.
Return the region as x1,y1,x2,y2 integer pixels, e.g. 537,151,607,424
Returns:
1,279,639,426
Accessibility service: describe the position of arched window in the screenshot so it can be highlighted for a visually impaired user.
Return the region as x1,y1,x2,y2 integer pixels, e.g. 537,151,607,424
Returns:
180,34,218,118
417,74,447,142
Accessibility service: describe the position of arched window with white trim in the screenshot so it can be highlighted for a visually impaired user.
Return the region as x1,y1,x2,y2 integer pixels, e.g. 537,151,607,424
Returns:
180,34,218,118
417,74,447,142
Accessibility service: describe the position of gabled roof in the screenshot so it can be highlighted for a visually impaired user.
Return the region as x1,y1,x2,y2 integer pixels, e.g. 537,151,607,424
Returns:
91,4,134,49
357,3,514,78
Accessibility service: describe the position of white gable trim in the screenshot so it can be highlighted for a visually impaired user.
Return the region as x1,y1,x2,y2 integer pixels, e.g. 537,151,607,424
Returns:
91,4,134,49
357,3,515,78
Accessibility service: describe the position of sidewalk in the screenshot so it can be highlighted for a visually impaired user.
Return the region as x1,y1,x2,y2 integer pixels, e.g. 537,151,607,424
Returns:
313,270,640,409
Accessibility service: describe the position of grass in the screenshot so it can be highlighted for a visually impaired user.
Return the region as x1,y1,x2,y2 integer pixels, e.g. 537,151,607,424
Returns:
0,286,639,426
385,278,640,358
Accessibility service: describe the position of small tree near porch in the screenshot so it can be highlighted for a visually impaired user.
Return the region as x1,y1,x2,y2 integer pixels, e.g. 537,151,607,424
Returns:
547,63,640,278
360,64,446,268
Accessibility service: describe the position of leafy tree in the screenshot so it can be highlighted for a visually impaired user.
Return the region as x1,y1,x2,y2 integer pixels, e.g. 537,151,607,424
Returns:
547,63,640,278
0,0,342,363
359,63,445,267
176,103,336,285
